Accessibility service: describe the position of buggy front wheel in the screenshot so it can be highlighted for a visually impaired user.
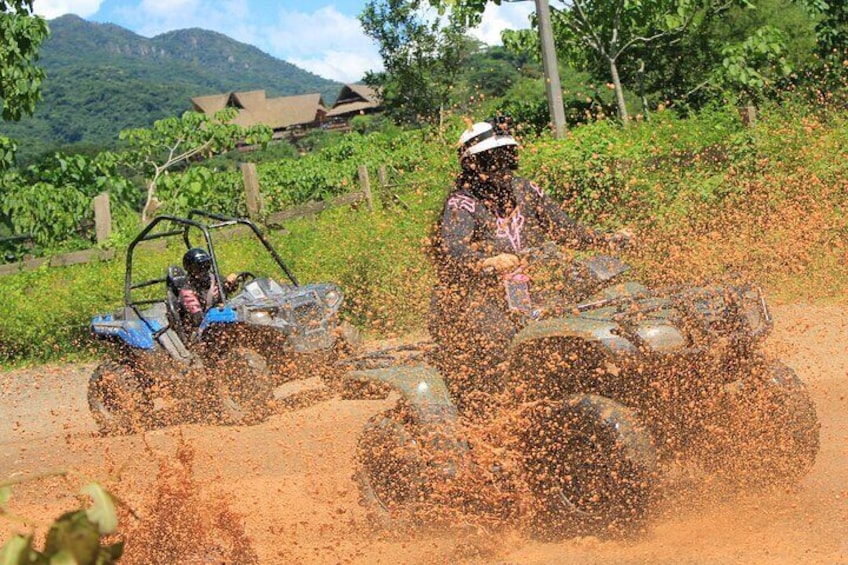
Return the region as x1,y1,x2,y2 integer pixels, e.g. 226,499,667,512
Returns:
87,361,152,435
212,347,274,425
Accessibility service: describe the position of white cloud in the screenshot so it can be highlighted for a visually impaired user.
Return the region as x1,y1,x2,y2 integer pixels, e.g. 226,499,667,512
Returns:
33,0,105,19
290,50,382,84
264,6,382,82
103,2,380,82
470,2,534,45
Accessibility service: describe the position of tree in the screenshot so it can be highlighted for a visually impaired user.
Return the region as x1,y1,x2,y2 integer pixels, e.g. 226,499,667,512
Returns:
503,0,751,122
462,44,526,98
0,0,49,170
807,0,848,57
0,0,48,121
360,0,473,125
119,109,271,223
440,0,804,120
627,0,813,109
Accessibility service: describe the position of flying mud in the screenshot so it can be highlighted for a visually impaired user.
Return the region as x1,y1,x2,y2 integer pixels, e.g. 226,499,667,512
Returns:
0,303,846,564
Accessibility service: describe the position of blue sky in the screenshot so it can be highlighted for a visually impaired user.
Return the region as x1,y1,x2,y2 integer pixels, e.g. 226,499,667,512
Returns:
33,0,533,83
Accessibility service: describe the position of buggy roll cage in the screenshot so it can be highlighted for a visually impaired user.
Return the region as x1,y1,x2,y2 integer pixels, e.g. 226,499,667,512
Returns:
124,211,300,311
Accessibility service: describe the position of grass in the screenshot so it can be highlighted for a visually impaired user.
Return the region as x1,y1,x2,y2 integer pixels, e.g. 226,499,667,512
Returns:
1,98,846,366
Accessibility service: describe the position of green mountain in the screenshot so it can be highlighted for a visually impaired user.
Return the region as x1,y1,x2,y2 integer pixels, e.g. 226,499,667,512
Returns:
0,15,343,161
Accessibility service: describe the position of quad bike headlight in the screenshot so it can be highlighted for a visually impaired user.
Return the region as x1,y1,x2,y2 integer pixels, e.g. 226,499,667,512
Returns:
739,287,772,340
323,288,343,309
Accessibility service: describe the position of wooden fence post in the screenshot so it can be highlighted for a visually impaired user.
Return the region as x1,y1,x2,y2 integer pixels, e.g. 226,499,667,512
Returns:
377,165,388,189
745,105,757,126
358,165,374,212
377,164,410,211
93,192,112,244
241,162,264,219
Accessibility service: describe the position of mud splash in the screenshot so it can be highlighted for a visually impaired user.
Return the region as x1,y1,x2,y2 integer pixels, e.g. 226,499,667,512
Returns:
119,435,258,565
0,303,846,564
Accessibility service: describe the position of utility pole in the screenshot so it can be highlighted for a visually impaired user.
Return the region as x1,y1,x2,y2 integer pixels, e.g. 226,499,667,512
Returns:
505,0,566,138
534,0,566,138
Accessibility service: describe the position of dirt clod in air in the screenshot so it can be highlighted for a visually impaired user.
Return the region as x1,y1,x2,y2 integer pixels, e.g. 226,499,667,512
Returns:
119,435,258,565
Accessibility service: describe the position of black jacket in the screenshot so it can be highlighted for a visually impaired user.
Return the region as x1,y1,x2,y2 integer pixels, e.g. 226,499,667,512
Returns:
433,175,602,288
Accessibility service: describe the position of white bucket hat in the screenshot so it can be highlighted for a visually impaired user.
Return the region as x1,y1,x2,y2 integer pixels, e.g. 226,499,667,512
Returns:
458,121,518,159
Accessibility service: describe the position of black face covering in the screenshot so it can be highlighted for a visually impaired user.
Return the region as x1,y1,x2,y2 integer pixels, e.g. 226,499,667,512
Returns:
474,145,518,173
187,269,212,288
458,146,518,216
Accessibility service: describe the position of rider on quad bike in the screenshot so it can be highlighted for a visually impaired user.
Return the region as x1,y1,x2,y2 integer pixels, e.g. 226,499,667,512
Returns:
430,118,628,413
348,119,818,538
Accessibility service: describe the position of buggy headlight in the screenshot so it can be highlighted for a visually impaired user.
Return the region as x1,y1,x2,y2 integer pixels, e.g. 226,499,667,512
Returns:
248,309,274,325
324,288,342,309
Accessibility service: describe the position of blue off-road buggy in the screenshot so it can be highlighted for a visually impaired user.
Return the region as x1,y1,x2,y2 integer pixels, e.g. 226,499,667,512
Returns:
89,210,351,434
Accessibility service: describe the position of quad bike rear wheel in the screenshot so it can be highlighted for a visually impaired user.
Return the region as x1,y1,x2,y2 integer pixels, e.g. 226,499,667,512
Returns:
521,394,658,538
88,361,153,435
211,348,274,426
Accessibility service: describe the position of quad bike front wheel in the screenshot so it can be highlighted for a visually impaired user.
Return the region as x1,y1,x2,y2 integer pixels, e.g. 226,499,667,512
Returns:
88,361,153,435
521,394,658,539
701,361,820,489
210,347,274,426
353,406,428,530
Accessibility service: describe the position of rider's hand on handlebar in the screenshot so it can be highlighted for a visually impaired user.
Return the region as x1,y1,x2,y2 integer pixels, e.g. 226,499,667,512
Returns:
604,228,633,251
479,253,521,274
223,272,239,293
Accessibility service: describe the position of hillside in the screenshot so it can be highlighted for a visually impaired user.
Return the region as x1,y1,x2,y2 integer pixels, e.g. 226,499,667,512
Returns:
0,15,343,161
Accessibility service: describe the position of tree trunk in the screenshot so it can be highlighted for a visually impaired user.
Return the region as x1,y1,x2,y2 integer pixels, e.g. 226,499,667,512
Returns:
141,169,162,224
638,59,649,120
609,57,630,124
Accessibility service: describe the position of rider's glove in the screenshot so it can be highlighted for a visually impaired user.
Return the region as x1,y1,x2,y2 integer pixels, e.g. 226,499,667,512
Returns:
479,253,521,274
223,272,239,293
604,229,633,251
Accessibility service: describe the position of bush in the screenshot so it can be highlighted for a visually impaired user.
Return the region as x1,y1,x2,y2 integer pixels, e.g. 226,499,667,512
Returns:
1,97,847,366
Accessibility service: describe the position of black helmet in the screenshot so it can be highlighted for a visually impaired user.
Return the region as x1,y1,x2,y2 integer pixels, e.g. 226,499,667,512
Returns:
182,247,213,277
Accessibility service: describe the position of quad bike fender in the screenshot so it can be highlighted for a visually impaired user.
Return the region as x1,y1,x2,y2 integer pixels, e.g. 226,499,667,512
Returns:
512,314,688,356
344,364,458,426
511,316,637,356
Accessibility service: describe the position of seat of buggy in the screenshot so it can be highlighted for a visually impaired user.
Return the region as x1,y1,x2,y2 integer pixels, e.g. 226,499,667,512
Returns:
165,265,188,337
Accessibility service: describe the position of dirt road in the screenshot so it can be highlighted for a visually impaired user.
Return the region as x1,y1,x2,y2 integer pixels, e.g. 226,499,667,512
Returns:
1,303,846,564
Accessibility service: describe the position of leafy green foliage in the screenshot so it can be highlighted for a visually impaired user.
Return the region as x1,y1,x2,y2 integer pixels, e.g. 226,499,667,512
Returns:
0,481,123,564
0,135,16,171
1,151,138,250
806,0,848,56
716,26,792,99
119,109,271,221
360,0,473,124
0,0,49,122
501,0,755,121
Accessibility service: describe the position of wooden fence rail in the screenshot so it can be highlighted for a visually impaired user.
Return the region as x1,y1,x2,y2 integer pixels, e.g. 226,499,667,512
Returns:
0,164,390,277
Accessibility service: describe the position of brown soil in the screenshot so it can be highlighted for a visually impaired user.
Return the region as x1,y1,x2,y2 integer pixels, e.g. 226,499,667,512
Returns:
1,302,846,564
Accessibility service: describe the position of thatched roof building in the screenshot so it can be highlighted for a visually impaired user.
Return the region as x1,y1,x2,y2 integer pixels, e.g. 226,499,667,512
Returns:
327,84,382,118
191,90,328,136
190,84,381,137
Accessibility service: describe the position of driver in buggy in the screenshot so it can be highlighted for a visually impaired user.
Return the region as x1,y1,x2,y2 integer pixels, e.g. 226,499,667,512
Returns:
429,118,630,414
176,247,239,328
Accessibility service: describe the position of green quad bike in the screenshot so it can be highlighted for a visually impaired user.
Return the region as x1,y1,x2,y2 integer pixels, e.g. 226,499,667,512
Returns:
345,243,819,538
89,211,355,434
